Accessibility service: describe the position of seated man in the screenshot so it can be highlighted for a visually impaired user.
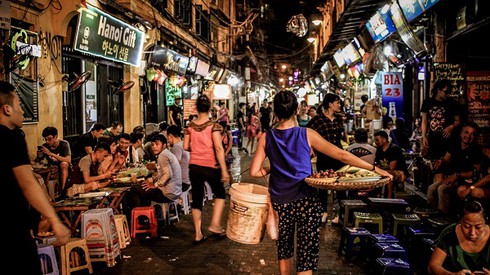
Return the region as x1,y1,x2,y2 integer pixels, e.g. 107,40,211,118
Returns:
428,122,485,213
113,133,131,170
35,126,71,191
374,130,409,198
346,128,376,164
457,146,490,201
67,142,112,197
167,125,191,192
128,131,145,166
127,133,182,209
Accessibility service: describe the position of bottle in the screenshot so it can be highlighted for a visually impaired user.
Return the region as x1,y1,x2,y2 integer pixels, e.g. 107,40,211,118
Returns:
388,102,397,121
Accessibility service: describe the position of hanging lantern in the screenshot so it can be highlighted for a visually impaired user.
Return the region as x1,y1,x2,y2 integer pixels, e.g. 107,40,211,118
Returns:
286,14,308,37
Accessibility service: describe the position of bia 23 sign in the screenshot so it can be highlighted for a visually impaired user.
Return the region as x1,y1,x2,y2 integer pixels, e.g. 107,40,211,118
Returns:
74,5,144,67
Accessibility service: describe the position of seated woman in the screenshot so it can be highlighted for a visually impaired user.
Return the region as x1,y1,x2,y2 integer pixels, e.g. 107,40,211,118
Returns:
428,198,490,275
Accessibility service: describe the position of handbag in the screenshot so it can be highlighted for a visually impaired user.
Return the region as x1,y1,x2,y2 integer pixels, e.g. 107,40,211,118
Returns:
266,201,279,241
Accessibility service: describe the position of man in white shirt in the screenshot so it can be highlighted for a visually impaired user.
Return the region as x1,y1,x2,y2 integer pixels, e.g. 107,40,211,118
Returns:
346,128,376,164
127,133,182,208
128,131,144,165
167,125,191,192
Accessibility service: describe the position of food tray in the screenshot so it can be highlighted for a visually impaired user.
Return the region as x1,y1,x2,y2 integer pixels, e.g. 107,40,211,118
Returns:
305,176,391,191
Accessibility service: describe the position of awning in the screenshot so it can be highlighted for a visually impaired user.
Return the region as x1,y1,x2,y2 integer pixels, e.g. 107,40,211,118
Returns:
311,0,388,75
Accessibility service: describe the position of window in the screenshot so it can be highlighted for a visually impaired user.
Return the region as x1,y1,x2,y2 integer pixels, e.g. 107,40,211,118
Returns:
195,5,210,42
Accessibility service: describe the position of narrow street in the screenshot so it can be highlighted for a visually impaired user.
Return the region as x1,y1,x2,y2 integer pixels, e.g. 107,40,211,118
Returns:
94,146,369,275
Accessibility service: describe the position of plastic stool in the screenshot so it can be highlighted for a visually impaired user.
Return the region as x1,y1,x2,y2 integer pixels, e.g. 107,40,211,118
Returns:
339,199,367,227
375,257,413,275
392,213,421,238
151,201,180,225
131,206,158,238
114,214,131,249
354,212,383,234
413,207,438,219
180,186,192,215
374,243,409,261
426,217,453,236
38,244,59,275
369,234,399,244
338,227,371,260
59,238,93,275
204,181,214,201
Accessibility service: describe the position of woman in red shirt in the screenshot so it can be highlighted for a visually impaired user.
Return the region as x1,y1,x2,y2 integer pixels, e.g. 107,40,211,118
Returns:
184,95,231,244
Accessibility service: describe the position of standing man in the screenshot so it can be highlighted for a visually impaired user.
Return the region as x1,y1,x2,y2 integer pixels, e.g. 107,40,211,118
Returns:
169,97,183,129
103,121,123,139
36,126,72,191
0,81,70,274
307,93,347,223
236,102,247,152
420,79,460,160
259,100,273,133
74,122,105,163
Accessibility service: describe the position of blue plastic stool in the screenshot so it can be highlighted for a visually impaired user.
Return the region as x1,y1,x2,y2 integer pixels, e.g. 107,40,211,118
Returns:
338,227,371,260
374,242,409,261
375,257,413,275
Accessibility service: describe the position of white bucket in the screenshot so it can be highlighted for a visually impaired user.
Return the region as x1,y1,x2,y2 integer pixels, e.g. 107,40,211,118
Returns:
226,183,269,244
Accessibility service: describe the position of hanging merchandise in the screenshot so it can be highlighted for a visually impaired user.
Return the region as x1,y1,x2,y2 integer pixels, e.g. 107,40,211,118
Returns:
157,70,167,85
146,67,157,82
178,76,187,87
286,14,308,37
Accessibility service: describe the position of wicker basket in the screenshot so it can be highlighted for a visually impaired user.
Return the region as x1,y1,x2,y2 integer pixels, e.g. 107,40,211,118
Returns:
305,177,391,191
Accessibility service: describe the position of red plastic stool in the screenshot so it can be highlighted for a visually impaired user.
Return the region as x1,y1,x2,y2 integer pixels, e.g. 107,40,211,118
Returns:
131,206,158,238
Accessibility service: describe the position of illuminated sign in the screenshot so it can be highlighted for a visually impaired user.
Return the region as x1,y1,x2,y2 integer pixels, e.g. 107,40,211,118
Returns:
74,5,145,67
150,45,190,75
398,0,441,22
333,49,345,68
212,84,232,100
366,9,396,43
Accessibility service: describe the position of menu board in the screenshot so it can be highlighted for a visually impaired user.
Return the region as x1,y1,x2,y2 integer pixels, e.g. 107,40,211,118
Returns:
466,71,490,147
433,63,464,96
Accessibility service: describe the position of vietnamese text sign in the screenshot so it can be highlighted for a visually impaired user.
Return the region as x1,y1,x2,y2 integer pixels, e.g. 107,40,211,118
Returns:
74,5,145,67
466,71,490,147
433,63,464,96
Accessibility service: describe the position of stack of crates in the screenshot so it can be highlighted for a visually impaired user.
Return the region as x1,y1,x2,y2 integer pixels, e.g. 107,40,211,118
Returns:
82,208,120,267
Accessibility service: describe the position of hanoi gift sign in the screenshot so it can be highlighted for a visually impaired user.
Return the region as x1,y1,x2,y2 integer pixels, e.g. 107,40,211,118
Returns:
74,5,145,67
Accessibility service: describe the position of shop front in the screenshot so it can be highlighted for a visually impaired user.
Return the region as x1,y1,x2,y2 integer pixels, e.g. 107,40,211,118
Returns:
62,4,145,136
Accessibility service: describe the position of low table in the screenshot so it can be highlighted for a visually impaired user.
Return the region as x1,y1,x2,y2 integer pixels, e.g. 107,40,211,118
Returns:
54,197,104,236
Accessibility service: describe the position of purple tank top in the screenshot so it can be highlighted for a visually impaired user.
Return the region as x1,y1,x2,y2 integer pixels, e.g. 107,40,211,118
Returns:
265,127,316,204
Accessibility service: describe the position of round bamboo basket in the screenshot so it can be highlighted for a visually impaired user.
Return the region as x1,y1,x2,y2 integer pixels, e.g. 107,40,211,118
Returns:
305,177,391,191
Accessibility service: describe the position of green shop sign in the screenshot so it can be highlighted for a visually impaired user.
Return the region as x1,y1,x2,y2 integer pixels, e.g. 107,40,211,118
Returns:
74,5,144,67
